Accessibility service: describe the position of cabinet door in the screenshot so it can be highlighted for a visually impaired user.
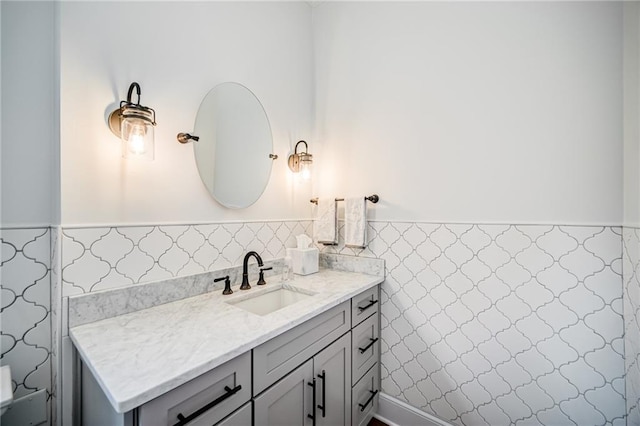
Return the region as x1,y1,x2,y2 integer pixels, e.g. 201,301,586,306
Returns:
313,333,351,426
254,360,314,426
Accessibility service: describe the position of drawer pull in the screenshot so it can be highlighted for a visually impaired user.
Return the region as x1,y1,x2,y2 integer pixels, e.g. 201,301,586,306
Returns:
307,379,316,426
173,384,242,426
317,370,326,418
358,337,379,354
358,299,378,313
358,389,379,412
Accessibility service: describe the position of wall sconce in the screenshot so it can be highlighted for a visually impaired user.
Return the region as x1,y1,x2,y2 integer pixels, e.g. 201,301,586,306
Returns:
108,82,156,160
288,140,313,180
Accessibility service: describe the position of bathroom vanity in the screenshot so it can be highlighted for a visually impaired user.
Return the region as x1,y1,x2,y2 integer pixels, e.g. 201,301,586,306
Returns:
71,267,383,426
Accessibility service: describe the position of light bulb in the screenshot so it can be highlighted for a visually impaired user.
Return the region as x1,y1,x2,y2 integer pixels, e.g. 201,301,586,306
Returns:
300,161,311,181
128,125,147,155
120,116,154,160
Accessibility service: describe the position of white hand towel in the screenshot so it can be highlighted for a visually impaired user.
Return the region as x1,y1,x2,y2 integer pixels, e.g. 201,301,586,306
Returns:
313,198,338,245
345,197,367,248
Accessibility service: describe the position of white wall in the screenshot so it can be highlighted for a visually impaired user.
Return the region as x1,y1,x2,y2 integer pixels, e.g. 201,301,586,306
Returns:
625,1,640,228
313,3,627,424
313,1,623,225
59,2,313,226
623,3,640,424
1,1,56,227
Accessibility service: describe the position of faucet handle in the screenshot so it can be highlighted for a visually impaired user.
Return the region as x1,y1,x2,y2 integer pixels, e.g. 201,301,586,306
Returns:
214,275,232,295
257,267,273,286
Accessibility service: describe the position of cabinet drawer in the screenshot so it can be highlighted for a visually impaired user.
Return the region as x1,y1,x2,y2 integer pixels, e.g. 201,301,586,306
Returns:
138,351,251,426
253,301,350,395
215,401,252,426
352,311,379,384
352,364,380,426
351,286,379,327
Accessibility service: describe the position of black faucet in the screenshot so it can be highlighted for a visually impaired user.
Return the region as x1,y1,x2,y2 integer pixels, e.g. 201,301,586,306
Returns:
241,251,263,290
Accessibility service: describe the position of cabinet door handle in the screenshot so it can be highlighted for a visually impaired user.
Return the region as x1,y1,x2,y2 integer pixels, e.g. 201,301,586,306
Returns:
173,384,242,426
317,370,326,418
358,389,379,412
358,299,378,312
358,337,379,354
307,379,316,426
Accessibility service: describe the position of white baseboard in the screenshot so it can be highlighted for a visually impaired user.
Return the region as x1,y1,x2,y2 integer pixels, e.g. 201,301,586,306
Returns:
376,393,453,426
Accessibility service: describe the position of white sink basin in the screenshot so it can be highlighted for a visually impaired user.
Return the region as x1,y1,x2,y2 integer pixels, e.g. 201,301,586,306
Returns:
227,285,315,316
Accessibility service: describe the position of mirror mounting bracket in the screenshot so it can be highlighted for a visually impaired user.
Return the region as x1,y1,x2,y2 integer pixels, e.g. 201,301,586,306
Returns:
177,133,200,144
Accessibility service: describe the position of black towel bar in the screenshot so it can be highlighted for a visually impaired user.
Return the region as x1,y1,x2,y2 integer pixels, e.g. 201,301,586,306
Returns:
310,194,379,205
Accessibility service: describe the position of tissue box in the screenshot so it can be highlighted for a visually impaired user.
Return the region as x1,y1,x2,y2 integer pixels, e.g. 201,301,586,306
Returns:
288,247,319,275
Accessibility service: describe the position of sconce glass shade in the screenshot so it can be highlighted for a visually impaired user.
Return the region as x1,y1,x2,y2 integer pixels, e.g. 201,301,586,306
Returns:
120,105,155,160
298,153,312,181
288,140,312,181
108,82,156,160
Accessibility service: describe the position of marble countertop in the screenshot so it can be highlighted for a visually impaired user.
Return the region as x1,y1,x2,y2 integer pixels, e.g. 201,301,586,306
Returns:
69,269,383,414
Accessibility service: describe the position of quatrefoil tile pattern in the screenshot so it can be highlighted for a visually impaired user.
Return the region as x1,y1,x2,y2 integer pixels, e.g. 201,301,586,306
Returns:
623,227,640,425
61,221,312,296
320,222,626,425
0,228,52,403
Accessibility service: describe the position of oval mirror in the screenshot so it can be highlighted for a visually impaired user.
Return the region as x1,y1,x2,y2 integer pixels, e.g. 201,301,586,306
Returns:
193,82,274,209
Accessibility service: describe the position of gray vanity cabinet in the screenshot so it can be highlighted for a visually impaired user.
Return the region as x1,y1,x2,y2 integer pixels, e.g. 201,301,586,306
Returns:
254,332,351,426
79,285,381,426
